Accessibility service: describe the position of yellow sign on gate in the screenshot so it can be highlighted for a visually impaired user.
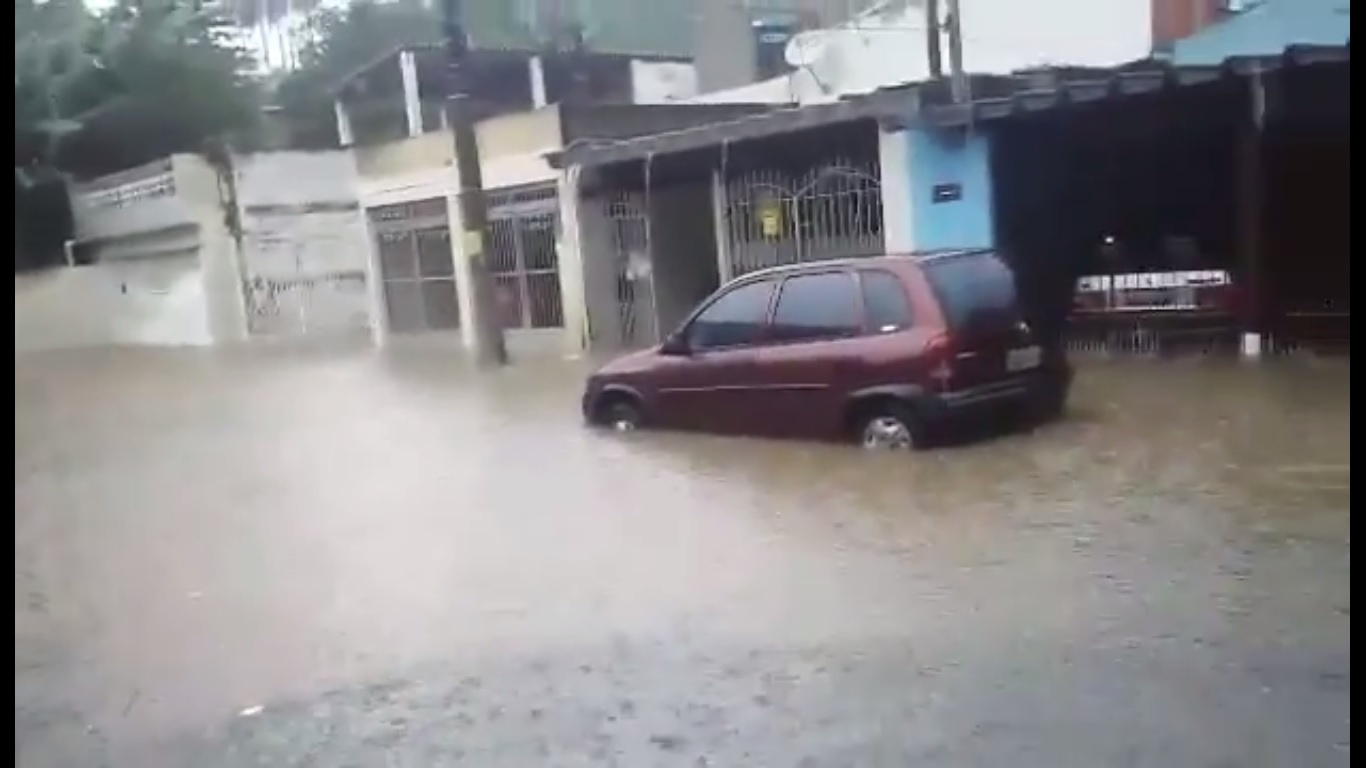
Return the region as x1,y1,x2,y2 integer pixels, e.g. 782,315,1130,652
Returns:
758,202,782,238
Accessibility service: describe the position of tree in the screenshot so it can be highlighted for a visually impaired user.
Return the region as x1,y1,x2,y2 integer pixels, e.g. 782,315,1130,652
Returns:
271,0,443,149
224,0,299,70
15,0,263,180
15,0,263,268
15,0,96,186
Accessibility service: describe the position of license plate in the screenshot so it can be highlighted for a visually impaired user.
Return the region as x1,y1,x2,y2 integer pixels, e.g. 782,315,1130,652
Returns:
1006,345,1042,372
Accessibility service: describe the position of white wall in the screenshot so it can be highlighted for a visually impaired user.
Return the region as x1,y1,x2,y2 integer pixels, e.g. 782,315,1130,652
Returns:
35,151,384,350
233,151,373,338
33,154,248,351
67,159,194,246
630,60,700,104
172,153,249,345
15,258,212,352
689,0,1153,105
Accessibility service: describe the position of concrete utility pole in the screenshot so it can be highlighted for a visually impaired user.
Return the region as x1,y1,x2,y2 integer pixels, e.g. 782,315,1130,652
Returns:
944,0,969,103
442,0,508,366
925,0,943,79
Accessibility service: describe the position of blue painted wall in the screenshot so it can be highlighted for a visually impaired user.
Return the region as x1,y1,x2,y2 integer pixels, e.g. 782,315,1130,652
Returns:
905,128,996,251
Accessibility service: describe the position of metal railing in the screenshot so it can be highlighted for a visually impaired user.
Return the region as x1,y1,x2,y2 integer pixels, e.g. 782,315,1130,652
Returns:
722,159,883,277
488,185,565,330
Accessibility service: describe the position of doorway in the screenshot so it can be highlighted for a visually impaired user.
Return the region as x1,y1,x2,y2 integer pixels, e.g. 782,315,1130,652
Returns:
369,199,461,334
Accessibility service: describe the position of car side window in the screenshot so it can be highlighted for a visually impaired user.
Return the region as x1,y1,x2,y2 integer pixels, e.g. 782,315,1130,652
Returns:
770,272,861,343
859,270,914,332
687,279,776,351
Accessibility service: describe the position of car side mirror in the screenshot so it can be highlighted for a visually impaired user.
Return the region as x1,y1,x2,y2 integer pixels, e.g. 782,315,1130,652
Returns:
660,332,691,356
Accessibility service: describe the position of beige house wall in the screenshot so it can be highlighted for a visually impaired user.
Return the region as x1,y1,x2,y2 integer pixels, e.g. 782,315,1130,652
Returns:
353,106,581,358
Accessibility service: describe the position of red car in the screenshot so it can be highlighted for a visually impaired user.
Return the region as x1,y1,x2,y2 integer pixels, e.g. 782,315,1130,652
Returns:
582,250,1071,449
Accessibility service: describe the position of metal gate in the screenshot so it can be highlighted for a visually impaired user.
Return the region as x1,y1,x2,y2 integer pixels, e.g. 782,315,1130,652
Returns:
367,198,461,334
487,185,565,330
598,190,659,349
721,158,883,278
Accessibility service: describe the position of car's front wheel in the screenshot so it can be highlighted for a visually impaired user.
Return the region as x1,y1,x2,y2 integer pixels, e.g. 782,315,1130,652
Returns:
596,395,644,432
854,402,924,451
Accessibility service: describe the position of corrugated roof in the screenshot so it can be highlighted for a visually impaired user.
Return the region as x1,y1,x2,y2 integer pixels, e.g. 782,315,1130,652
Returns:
549,96,891,169
550,44,1349,170
922,44,1348,128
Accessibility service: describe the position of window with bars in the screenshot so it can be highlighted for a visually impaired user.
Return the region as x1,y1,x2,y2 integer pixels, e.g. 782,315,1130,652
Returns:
376,227,461,334
369,199,461,335
488,203,565,330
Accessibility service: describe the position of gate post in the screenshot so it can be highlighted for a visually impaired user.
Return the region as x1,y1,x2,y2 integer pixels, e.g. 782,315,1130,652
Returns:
358,204,389,346
1234,64,1274,360
903,126,996,251
711,169,733,283
555,166,590,356
877,126,916,253
445,191,479,353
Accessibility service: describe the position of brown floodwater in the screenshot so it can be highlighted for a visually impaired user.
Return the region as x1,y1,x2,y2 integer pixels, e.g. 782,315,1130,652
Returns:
15,346,1350,767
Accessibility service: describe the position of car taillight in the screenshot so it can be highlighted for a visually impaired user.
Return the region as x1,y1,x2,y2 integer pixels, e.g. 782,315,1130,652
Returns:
925,332,955,390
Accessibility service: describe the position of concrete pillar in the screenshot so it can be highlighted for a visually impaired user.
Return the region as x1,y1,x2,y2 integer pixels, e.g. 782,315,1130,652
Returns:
444,188,478,353
555,166,589,356
572,167,623,352
710,169,733,283
877,125,915,253
356,193,388,346
1235,65,1271,360
528,56,549,108
334,100,354,147
903,126,996,251
399,49,423,138
360,219,389,346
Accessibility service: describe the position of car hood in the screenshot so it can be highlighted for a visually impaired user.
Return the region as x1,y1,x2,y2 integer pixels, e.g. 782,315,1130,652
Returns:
594,346,662,377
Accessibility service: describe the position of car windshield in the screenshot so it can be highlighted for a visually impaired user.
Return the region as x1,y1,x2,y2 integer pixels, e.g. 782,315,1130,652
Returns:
922,251,1021,332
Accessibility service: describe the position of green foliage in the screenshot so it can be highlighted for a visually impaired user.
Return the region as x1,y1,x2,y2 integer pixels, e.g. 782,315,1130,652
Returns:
15,0,262,180
272,0,443,149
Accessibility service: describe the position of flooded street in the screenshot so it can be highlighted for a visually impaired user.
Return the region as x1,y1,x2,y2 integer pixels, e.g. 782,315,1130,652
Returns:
15,347,1350,767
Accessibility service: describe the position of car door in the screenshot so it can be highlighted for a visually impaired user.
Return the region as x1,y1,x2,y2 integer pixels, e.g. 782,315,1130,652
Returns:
652,278,777,435
751,271,866,439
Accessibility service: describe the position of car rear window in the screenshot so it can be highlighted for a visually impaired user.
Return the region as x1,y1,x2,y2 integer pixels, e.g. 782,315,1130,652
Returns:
922,252,1021,331
859,270,914,331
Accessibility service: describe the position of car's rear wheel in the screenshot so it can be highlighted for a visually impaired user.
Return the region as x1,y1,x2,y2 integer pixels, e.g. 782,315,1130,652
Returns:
1028,370,1070,425
853,401,925,451
597,395,644,432
1031,388,1066,423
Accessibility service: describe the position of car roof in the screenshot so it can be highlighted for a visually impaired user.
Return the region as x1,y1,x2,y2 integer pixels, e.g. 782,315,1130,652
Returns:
732,248,998,283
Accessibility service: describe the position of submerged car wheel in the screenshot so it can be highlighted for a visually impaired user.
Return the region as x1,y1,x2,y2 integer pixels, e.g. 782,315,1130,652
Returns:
855,404,922,451
1028,370,1070,425
598,397,644,432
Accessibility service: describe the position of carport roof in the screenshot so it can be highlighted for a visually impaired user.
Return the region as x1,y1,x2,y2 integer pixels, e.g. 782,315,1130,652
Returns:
923,42,1349,129
546,95,894,169
548,43,1349,170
